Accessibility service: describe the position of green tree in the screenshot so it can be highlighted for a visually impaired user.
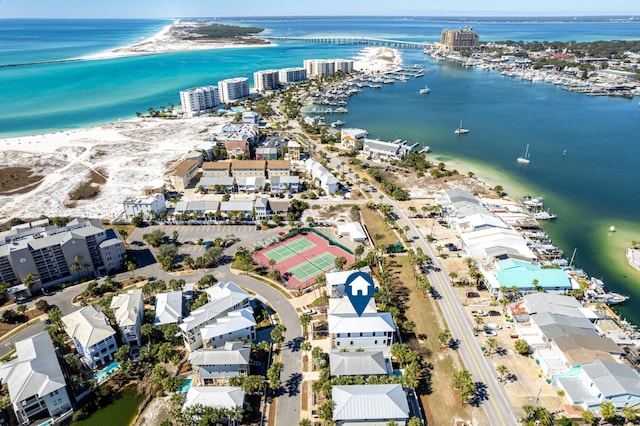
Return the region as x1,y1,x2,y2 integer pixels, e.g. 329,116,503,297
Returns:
407,418,422,426
438,329,451,347
622,406,637,423
581,409,596,425
599,402,616,422
514,339,530,355
270,324,287,345
334,256,347,271
22,272,38,289
142,229,168,247
317,399,335,426
299,419,312,426
354,244,364,261
299,313,311,339
486,337,498,354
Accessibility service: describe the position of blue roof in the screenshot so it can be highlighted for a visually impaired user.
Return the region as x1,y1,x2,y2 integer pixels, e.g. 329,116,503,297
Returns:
496,259,570,290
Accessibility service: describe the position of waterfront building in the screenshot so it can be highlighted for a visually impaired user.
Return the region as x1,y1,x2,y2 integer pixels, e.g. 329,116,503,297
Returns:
189,341,251,386
333,58,354,73
440,27,480,51
279,67,307,83
61,306,118,369
218,77,250,103
486,259,572,296
202,161,232,177
341,128,368,149
122,192,166,220
200,308,256,349
110,289,144,346
165,159,200,191
140,179,166,195
253,69,280,92
0,218,124,289
179,85,219,117
0,332,72,425
304,59,335,78
154,290,183,326
332,384,410,425
362,138,418,161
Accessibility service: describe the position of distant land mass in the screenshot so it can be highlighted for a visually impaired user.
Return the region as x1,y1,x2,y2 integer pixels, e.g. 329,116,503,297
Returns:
215,15,639,23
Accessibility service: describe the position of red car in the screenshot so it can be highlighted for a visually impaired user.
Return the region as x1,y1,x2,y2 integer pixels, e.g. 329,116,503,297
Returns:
466,291,480,298
279,231,286,236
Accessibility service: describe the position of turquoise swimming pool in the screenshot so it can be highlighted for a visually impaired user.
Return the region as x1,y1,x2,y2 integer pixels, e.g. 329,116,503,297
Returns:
95,361,119,381
179,378,192,393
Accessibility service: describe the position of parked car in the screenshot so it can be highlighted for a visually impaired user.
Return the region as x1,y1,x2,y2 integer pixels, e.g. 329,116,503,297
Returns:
485,323,502,330
471,310,487,317
303,308,318,315
482,329,497,337
466,291,480,298
488,310,501,317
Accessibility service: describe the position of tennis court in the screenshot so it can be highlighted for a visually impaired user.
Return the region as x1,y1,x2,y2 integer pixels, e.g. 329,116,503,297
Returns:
288,252,337,282
263,237,316,262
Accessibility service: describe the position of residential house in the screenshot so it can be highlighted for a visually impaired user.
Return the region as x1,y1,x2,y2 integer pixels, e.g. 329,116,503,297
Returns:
242,111,260,125
341,128,368,149
305,158,339,194
535,334,622,376
0,218,124,289
328,296,377,315
140,179,166,195
180,281,250,352
268,200,290,218
554,360,640,412
220,200,255,219
165,159,199,191
189,342,251,386
184,150,205,167
362,138,418,161
326,270,376,299
62,306,118,369
287,140,301,160
231,160,266,178
253,198,270,220
329,312,395,356
330,350,390,377
266,160,291,178
487,259,572,297
196,176,235,193
211,122,256,146
182,386,245,413
201,162,232,177
154,290,183,326
236,177,266,193
0,332,72,425
337,222,367,243
110,289,144,346
123,193,166,220
201,308,256,349
270,175,300,193
332,384,410,425
173,201,220,219
224,140,250,158
255,147,279,160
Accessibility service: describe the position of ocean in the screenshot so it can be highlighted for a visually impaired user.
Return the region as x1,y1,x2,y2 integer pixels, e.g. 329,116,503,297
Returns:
1,17,640,322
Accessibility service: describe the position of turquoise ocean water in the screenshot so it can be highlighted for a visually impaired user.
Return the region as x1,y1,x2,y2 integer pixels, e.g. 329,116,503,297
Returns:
1,17,640,322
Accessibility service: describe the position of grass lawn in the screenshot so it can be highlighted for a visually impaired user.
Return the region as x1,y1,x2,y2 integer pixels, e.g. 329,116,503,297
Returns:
360,206,399,248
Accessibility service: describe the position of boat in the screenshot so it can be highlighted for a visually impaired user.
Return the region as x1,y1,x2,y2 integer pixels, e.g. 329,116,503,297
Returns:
534,210,557,220
419,84,431,95
330,120,345,128
454,120,469,134
517,144,530,164
610,226,616,232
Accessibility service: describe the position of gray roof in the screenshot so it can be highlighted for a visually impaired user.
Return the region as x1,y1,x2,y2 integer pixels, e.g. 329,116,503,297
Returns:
110,289,142,328
363,139,400,154
444,188,479,205
181,282,250,332
524,293,585,317
174,200,220,213
554,335,622,355
555,376,600,407
0,332,67,405
534,312,598,340
236,177,266,186
254,198,269,209
220,200,255,212
329,350,388,376
62,306,116,348
189,343,251,366
332,384,410,421
582,360,640,398
270,175,299,185
200,308,256,341
154,290,183,326
198,176,235,186
183,386,244,410
329,312,395,334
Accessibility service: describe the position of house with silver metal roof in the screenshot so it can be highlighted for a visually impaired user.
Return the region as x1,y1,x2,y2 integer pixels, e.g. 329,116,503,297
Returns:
0,332,72,425
220,200,255,219
154,290,183,326
182,386,245,413
200,308,256,349
110,289,144,346
329,312,395,356
61,306,118,369
553,359,640,412
196,176,235,193
330,350,390,377
332,384,410,425
362,138,418,161
189,341,251,386
270,175,300,193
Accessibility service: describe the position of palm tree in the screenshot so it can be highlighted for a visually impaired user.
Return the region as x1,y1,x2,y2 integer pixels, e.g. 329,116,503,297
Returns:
299,313,312,339
438,329,451,347
268,259,276,271
408,206,417,217
599,402,617,423
622,406,637,423
486,337,498,355
496,365,509,382
22,272,38,289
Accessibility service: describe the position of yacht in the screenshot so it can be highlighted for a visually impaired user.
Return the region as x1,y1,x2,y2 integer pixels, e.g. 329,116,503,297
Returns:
517,144,530,164
419,84,431,94
534,211,557,220
454,120,469,134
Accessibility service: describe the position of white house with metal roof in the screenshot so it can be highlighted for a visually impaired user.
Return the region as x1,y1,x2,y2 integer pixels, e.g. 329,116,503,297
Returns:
182,386,245,412
173,200,220,217
189,341,251,386
122,192,166,220
61,306,118,369
110,289,144,346
337,222,367,243
0,332,72,425
196,176,236,193
553,359,640,412
332,384,410,425
154,290,184,326
362,138,418,161
270,175,300,193
305,158,339,194
329,312,395,356
219,200,255,219
180,281,251,352
201,308,256,349
330,350,390,377
236,176,266,193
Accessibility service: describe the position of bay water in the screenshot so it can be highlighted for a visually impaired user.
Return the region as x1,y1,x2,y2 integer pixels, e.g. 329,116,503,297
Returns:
1,18,639,322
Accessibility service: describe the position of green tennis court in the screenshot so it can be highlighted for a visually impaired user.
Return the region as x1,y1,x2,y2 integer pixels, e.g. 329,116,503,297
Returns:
288,252,337,282
263,237,317,263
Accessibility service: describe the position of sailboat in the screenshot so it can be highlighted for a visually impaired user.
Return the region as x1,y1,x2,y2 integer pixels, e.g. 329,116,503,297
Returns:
454,120,469,134
517,144,530,164
419,84,431,94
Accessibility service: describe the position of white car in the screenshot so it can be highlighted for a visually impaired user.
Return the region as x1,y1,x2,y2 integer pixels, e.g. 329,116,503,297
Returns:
471,310,487,317
303,309,318,315
482,329,497,337
485,323,502,330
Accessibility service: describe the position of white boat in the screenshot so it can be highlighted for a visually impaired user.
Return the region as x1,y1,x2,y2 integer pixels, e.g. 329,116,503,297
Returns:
610,226,616,232
534,211,557,220
419,84,431,94
454,120,469,134
517,144,530,164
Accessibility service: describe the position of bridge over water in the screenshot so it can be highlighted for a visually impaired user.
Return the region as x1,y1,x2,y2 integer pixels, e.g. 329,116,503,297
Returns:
262,36,433,49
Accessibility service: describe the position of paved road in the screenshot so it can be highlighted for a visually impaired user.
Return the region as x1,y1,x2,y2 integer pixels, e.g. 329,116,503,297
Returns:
381,194,518,426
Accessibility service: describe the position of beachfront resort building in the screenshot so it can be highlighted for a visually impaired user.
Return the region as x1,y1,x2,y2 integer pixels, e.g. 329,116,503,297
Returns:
279,67,307,83
61,306,118,369
304,58,354,78
122,192,166,220
0,332,72,425
165,159,200,191
218,77,250,103
0,218,124,291
440,27,480,51
180,85,220,117
253,69,280,92
110,289,144,346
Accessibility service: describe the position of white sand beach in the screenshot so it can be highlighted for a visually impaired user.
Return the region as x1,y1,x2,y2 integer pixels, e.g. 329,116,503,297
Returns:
353,46,403,74
78,20,272,61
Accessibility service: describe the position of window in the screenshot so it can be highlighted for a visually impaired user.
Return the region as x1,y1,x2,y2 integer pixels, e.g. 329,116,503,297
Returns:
374,340,378,345
350,341,353,346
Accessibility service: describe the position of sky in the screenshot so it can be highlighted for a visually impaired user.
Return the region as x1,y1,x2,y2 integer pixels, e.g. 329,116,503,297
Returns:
1,0,639,18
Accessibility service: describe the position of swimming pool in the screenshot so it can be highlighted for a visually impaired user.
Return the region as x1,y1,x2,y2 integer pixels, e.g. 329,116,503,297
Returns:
95,361,120,381
179,378,192,393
